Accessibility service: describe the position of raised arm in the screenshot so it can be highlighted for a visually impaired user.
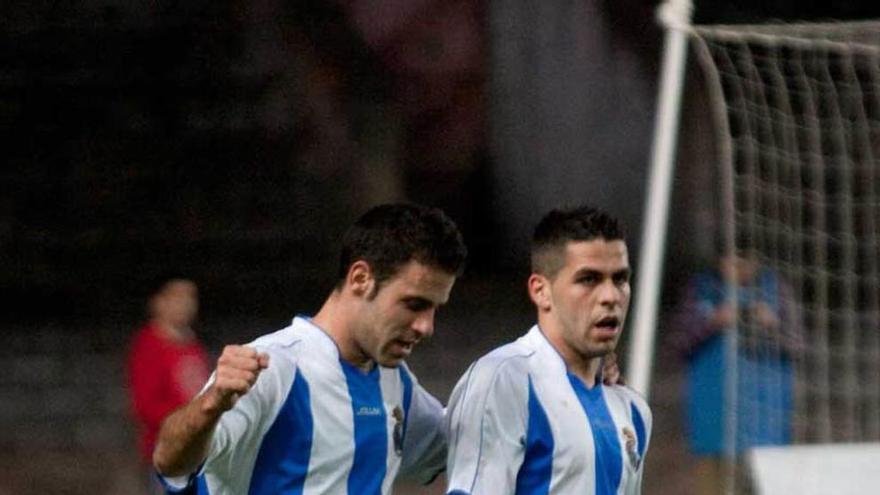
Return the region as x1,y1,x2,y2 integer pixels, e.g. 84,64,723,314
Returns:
153,345,269,477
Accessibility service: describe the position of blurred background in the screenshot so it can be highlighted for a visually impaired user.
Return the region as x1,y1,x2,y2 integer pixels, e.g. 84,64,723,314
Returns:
2,1,880,494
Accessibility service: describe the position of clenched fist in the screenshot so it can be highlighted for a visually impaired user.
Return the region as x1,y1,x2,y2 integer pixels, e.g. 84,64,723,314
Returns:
202,345,270,413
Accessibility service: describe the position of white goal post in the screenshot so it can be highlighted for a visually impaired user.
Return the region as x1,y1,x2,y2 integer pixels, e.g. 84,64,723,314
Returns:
627,0,692,397
627,0,693,398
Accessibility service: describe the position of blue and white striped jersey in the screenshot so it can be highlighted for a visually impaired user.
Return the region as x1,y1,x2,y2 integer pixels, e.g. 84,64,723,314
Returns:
161,316,446,495
445,326,652,495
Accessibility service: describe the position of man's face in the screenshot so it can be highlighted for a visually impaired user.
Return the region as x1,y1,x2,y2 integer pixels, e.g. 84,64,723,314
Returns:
357,260,456,367
541,239,631,362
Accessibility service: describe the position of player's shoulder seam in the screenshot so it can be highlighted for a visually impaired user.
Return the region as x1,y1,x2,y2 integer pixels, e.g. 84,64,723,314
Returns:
473,342,533,371
465,345,534,392
249,325,304,351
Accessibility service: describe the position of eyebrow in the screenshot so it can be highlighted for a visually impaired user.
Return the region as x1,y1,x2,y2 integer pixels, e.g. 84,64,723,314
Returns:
401,295,440,308
573,267,631,278
614,268,632,278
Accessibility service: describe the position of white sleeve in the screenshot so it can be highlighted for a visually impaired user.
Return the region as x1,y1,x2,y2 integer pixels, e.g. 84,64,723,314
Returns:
397,381,447,484
206,346,291,475
445,358,529,495
159,345,291,491
159,365,272,494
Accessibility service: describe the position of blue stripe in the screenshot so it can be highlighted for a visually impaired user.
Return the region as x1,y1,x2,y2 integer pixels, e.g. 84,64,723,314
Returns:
196,474,209,494
514,376,553,495
399,367,414,454
248,368,313,494
631,402,646,457
342,361,387,495
568,375,622,495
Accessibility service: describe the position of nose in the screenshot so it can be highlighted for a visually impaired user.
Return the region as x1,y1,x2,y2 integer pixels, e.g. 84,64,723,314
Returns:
411,309,435,339
598,279,622,307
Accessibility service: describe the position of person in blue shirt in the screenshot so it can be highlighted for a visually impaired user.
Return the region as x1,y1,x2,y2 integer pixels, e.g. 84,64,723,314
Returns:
446,206,652,495
670,245,803,494
152,203,468,494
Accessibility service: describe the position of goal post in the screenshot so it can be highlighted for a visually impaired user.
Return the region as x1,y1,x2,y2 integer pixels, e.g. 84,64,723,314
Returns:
628,1,880,492
627,0,694,398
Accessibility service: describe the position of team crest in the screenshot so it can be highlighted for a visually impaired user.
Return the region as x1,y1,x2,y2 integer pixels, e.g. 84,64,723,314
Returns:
392,406,404,456
622,427,641,470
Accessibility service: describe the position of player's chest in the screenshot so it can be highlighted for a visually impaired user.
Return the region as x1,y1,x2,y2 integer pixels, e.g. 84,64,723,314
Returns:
529,382,643,475
291,365,407,455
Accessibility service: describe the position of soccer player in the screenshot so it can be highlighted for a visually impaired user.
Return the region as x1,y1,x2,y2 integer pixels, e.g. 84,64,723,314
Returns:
445,206,652,494
152,203,467,494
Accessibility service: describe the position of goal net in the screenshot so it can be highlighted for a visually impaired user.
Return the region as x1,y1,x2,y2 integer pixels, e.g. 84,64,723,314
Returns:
687,15,880,494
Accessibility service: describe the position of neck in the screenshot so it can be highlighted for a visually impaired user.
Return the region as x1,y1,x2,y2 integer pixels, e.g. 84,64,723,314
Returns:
154,319,192,343
312,292,373,371
568,357,602,388
538,317,602,388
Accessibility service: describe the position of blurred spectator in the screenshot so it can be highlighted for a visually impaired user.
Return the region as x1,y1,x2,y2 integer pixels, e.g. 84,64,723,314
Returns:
126,276,211,493
670,247,803,493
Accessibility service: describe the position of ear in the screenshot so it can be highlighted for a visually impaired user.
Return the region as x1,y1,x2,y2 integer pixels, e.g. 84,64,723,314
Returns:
346,260,376,298
528,273,552,312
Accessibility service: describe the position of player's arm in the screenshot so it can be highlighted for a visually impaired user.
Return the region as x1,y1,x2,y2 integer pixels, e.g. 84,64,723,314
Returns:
153,345,269,477
445,359,528,494
397,369,447,484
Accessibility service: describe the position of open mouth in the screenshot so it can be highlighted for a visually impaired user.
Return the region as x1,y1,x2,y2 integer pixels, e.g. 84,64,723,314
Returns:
594,316,620,331
395,340,415,353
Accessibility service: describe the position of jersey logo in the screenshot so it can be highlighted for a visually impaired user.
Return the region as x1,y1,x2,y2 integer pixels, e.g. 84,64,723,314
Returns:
392,406,404,456
622,427,641,470
356,406,382,416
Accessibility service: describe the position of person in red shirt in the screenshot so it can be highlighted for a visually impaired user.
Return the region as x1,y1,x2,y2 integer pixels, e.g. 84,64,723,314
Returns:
127,276,211,493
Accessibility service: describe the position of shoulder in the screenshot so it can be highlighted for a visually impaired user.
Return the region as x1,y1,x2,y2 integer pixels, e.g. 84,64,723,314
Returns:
128,323,164,355
475,339,533,375
229,324,310,392
458,340,535,396
447,340,538,438
248,322,302,348
606,385,652,421
247,323,306,359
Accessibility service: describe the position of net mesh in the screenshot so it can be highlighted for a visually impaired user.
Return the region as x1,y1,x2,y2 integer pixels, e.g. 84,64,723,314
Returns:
689,18,880,491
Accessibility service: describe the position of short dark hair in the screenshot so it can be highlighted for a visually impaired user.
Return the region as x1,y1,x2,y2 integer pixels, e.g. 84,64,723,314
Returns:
531,206,624,277
337,203,467,288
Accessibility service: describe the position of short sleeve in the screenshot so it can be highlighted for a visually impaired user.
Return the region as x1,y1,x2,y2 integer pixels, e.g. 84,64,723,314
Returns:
445,358,529,495
206,345,290,474
397,380,447,484
158,345,292,492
